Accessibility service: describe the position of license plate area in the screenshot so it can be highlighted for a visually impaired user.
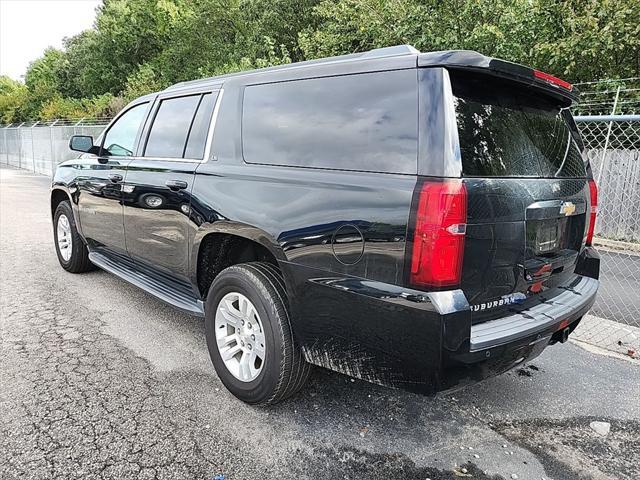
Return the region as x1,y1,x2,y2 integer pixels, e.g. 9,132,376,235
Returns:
527,218,566,255
536,220,559,253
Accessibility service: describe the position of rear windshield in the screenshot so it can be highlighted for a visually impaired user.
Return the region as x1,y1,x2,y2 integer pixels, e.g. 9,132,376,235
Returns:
450,72,586,178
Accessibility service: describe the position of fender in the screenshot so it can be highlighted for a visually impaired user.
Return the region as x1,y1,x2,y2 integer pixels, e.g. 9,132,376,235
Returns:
51,157,88,235
50,183,86,240
189,220,288,289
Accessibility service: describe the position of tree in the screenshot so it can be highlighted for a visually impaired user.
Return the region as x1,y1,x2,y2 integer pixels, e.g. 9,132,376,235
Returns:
147,0,311,84
22,48,68,118
0,76,29,123
60,30,107,98
1,0,639,123
532,0,640,82
298,0,640,83
91,0,189,93
122,63,165,102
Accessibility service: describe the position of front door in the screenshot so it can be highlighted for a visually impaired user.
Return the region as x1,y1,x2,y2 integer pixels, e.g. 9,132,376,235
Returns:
122,91,218,280
76,101,150,255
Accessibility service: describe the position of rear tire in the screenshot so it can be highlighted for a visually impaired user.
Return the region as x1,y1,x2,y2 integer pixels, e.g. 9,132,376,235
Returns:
53,200,94,273
205,262,311,405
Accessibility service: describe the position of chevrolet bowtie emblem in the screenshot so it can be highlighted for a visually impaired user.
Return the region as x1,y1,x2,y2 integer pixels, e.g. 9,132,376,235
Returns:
560,201,576,216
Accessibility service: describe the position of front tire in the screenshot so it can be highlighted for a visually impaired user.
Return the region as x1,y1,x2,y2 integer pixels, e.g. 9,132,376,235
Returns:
205,262,311,405
53,200,94,273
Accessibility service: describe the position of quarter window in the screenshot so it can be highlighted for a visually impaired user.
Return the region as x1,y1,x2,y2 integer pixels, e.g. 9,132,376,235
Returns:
102,103,148,157
185,93,217,159
242,70,418,174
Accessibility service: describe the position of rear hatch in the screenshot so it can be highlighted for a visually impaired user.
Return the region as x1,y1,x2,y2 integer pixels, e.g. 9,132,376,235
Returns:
450,70,591,323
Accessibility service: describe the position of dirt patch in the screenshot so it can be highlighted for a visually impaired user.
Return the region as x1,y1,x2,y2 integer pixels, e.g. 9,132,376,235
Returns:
493,417,640,480
289,446,505,480
516,364,542,377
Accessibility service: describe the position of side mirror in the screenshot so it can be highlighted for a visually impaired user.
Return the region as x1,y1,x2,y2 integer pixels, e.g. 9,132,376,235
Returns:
69,135,100,154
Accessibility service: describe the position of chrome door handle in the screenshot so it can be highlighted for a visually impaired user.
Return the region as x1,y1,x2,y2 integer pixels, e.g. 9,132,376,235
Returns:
166,179,188,191
108,173,123,183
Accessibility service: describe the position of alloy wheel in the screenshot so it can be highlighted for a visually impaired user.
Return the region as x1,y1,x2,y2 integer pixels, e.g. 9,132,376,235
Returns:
214,292,266,382
56,214,73,262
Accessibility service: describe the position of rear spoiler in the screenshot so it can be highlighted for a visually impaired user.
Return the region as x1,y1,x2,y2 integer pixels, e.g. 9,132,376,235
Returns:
418,50,578,107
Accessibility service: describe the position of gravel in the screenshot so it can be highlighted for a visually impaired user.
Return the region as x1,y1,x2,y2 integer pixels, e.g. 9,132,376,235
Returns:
1,165,639,480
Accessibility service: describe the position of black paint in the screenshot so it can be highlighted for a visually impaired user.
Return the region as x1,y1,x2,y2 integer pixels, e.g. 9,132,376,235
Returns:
52,47,599,395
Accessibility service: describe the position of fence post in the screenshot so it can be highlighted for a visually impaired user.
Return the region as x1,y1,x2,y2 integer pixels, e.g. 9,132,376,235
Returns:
3,127,7,165
74,117,85,136
31,121,38,173
49,120,58,176
17,122,25,169
596,86,621,185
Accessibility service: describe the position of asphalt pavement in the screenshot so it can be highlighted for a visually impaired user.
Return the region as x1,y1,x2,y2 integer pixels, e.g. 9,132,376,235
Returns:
1,165,638,480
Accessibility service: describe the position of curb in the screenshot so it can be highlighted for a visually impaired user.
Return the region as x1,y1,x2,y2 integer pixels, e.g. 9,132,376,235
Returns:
594,237,640,255
572,314,639,360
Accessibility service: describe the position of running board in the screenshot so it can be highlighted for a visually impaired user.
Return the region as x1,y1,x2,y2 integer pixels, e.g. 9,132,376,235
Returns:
88,251,205,317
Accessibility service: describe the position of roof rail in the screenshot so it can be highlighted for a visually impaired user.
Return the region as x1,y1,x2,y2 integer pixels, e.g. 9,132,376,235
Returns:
164,44,420,92
361,45,420,59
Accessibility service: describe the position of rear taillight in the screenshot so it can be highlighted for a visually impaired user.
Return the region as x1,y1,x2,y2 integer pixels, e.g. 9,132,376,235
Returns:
586,179,598,246
533,69,573,91
409,180,467,289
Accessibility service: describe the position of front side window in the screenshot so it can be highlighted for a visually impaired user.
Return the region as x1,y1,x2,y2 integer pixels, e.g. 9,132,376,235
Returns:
242,70,418,174
102,103,148,156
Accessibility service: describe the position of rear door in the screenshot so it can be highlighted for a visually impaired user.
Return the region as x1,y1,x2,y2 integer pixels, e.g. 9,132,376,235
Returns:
122,90,218,280
448,71,591,322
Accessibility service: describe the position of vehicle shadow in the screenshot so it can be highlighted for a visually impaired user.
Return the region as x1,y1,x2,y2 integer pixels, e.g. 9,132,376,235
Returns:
88,270,617,479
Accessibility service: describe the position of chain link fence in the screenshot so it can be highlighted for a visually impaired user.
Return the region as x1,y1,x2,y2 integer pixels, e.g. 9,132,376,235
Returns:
0,114,638,358
572,115,640,357
0,119,110,176
574,77,640,116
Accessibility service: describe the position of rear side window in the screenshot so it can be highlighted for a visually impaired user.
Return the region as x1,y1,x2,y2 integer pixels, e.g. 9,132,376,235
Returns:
242,70,418,174
451,72,586,178
144,92,217,159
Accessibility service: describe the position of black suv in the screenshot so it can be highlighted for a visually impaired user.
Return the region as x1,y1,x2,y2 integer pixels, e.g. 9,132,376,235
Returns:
52,45,600,405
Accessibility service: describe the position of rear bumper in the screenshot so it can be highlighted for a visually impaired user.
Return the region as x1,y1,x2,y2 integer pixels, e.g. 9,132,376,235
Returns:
439,274,598,392
284,248,600,395
468,275,598,352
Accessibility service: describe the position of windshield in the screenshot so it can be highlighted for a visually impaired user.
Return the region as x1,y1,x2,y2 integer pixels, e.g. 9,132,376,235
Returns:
451,71,586,178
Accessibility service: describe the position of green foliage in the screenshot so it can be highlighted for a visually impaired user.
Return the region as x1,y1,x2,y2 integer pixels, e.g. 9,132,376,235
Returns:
24,49,66,92
123,64,166,103
0,76,22,96
299,0,640,82
22,48,69,118
147,0,308,84
1,0,638,123
198,36,293,78
90,0,188,93
60,30,107,98
531,0,640,81
0,76,29,123
38,93,115,120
